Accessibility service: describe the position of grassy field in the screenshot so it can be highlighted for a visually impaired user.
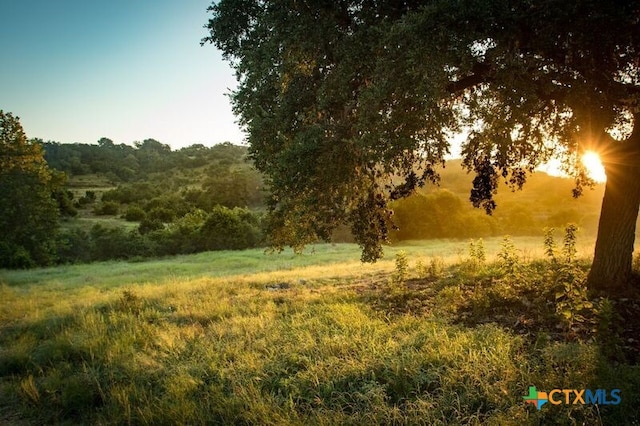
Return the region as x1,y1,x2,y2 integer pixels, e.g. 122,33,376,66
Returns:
1,237,639,425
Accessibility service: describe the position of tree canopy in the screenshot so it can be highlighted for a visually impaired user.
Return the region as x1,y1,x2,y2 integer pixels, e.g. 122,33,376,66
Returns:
206,0,640,293
0,111,60,267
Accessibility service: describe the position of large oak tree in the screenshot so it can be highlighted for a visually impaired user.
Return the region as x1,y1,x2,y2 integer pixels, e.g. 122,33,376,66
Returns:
205,0,640,294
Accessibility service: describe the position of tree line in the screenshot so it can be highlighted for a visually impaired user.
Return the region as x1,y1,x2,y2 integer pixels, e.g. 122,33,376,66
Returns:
0,111,269,268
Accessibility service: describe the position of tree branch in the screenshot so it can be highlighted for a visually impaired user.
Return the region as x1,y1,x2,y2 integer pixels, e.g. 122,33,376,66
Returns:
446,61,494,94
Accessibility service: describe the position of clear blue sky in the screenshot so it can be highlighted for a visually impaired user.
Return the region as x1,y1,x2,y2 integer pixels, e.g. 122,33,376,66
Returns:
0,0,245,149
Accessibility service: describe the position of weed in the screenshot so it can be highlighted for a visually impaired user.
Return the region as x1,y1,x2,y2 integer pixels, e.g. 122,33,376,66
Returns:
19,375,40,405
553,265,593,332
551,227,595,334
467,238,486,270
562,224,578,263
415,259,427,277
391,250,409,286
117,289,143,315
596,298,625,361
497,235,519,274
543,227,557,263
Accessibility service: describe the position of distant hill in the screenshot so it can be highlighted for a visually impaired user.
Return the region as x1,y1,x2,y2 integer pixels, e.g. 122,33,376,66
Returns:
389,159,605,240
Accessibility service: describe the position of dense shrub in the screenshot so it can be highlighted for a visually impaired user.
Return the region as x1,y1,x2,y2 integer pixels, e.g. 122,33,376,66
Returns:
123,205,146,222
51,206,264,265
0,242,36,269
147,207,176,223
102,183,161,204
138,218,165,235
75,190,96,207
56,228,92,264
159,209,208,255
93,201,119,216
198,206,262,251
89,225,150,260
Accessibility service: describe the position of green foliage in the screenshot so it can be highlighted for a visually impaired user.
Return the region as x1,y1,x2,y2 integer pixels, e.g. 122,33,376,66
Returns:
93,201,119,216
391,250,409,285
543,227,557,263
427,257,445,280
562,223,579,264
75,190,96,208
123,205,146,222
45,136,609,268
595,297,624,361
56,229,92,264
0,111,60,268
88,225,150,260
56,207,264,263
147,207,175,223
38,138,270,265
198,206,262,251
553,264,593,331
497,236,519,274
51,177,78,217
205,0,639,265
138,218,165,235
468,238,486,268
391,190,498,240
102,182,161,204
548,227,594,332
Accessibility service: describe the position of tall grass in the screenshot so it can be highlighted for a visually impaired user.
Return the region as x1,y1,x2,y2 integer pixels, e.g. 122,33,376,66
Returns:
0,238,636,425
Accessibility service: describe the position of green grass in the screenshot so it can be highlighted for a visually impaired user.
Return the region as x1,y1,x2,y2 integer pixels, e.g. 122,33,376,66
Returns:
61,216,140,232
1,238,638,425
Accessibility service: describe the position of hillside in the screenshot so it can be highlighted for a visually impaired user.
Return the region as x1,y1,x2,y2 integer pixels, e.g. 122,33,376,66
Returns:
390,160,605,241
42,140,608,264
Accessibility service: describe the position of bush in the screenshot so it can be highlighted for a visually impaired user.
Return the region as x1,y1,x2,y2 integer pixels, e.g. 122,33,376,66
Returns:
0,242,35,269
89,225,149,260
138,218,165,235
76,190,96,207
160,209,208,254
198,206,262,251
123,206,146,222
93,201,119,216
147,207,175,223
56,229,92,263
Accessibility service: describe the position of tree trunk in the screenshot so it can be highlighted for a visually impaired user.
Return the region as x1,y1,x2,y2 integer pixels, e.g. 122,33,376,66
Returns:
587,160,640,294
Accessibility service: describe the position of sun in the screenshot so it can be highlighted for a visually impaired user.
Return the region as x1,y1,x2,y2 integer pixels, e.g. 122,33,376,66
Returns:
582,151,607,182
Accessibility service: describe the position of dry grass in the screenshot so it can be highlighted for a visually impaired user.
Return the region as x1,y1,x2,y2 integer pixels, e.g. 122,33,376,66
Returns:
0,238,637,425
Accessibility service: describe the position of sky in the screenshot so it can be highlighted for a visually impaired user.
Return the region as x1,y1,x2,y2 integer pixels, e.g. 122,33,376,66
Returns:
0,0,245,149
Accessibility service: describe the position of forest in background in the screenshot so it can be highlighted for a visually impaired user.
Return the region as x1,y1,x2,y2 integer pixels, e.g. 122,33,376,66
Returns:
35,137,606,266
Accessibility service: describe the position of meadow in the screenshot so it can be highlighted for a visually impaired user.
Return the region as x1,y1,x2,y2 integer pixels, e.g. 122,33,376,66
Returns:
1,237,639,425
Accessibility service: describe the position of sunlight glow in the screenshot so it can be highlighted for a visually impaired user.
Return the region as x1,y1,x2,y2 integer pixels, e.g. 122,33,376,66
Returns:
582,151,607,182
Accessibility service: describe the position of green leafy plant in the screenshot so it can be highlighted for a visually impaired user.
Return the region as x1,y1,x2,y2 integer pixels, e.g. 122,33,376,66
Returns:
497,236,519,275
416,256,445,280
468,239,486,269
552,226,594,333
543,227,557,263
392,250,409,286
553,266,592,331
562,224,578,263
595,297,625,361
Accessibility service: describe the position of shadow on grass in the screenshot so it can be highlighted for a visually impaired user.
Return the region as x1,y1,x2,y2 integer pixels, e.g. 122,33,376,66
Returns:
354,260,640,425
